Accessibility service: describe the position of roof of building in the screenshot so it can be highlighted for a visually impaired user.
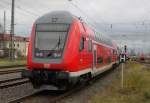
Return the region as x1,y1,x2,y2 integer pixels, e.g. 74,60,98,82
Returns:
0,33,29,42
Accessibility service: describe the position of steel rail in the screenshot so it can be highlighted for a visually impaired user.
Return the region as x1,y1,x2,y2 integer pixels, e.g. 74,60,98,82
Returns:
0,65,25,69
0,77,25,84
0,69,25,75
9,66,118,103
0,78,30,89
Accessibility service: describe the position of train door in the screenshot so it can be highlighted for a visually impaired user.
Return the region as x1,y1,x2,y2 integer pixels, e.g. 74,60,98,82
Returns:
79,37,85,68
93,44,97,70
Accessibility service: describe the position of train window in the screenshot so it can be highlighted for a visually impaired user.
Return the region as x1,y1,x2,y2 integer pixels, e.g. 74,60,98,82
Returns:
35,23,70,58
36,24,69,32
97,57,103,64
113,50,115,54
80,37,85,51
88,39,92,52
113,50,117,55
107,56,112,63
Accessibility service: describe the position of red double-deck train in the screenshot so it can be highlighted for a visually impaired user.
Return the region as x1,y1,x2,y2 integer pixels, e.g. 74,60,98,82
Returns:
23,11,119,90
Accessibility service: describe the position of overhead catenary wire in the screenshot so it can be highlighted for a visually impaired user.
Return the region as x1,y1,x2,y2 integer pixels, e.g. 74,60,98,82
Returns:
0,2,34,20
16,0,41,16
0,0,39,17
74,0,107,24
0,1,38,25
0,1,34,34
68,1,99,30
0,3,28,26
68,0,114,32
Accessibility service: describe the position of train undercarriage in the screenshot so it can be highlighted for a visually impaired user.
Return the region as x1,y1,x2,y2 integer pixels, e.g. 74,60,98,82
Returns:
22,63,118,90
22,69,90,90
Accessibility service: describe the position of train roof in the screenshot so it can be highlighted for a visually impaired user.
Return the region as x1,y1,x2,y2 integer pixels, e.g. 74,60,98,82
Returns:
93,31,114,47
35,11,74,24
35,11,116,48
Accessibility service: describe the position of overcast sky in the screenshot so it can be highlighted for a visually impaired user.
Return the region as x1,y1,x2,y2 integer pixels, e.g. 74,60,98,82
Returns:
0,0,150,53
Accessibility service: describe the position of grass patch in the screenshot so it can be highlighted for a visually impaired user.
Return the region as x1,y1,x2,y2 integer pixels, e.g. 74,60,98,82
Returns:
89,61,150,103
0,58,27,67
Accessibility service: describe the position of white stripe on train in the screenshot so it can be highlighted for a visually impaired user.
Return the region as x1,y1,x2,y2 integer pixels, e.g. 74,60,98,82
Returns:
69,62,116,77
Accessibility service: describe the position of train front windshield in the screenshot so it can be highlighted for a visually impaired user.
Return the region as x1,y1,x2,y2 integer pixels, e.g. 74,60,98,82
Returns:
35,24,70,58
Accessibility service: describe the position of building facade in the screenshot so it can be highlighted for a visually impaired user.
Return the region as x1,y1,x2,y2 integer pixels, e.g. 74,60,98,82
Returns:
0,33,29,58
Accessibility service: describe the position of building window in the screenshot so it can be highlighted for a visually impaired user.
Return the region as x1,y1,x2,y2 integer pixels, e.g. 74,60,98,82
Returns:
17,44,19,47
23,38,26,41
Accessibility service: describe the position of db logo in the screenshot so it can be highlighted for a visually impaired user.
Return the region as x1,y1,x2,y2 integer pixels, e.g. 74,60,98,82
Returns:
44,64,51,68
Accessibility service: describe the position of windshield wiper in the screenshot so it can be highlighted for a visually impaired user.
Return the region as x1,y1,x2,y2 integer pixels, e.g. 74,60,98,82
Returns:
47,35,62,57
57,35,61,49
53,35,62,50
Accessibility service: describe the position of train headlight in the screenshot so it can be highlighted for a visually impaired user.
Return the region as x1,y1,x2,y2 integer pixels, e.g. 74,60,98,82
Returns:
54,52,61,57
39,53,43,57
36,53,40,57
35,52,43,57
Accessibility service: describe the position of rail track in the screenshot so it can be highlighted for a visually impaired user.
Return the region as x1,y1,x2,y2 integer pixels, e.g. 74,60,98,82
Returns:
8,66,118,103
0,66,26,75
135,60,150,67
0,65,25,69
0,66,29,89
0,78,30,89
140,62,150,69
0,71,31,103
0,69,25,75
9,83,86,103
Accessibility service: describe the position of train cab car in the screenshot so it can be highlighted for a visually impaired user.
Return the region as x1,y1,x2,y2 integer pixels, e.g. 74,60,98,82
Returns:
22,11,119,90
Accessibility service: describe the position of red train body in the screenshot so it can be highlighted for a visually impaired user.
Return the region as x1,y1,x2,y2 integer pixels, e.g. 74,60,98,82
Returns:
23,11,119,90
139,53,145,61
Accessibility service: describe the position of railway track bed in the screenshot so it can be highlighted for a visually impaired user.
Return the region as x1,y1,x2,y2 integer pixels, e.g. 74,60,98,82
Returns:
0,67,25,75
0,78,29,89
5,66,121,103
0,65,25,69
0,66,26,83
135,60,150,70
0,80,36,103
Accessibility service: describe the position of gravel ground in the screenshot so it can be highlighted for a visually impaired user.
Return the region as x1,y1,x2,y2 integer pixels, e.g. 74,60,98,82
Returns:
57,67,121,103
0,72,21,82
0,66,121,103
0,67,26,82
17,66,121,103
0,82,41,103
20,91,61,103
0,67,26,71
